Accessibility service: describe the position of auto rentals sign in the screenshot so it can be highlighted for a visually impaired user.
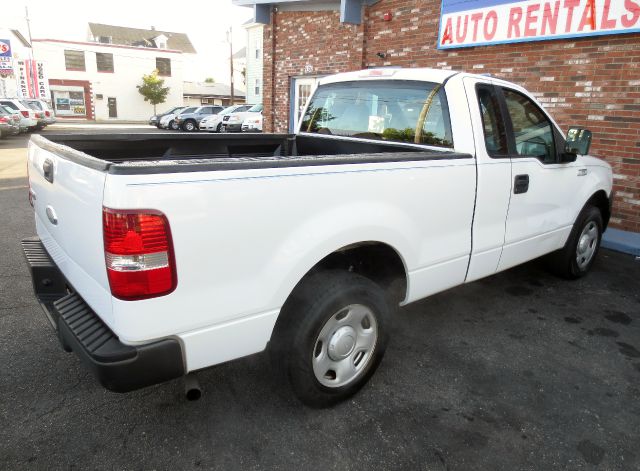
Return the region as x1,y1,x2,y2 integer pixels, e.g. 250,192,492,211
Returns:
438,0,640,49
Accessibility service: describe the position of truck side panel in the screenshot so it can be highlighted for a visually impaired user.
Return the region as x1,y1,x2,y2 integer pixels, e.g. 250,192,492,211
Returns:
103,158,476,371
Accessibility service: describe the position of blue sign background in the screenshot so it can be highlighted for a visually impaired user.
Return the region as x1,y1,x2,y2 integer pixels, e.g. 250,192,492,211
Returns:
441,0,521,15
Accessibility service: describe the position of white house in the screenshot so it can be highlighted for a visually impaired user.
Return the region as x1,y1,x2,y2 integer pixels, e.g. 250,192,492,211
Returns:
243,21,264,105
29,24,197,121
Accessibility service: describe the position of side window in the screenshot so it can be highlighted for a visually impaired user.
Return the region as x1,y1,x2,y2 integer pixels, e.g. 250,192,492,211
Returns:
476,85,508,157
503,89,555,163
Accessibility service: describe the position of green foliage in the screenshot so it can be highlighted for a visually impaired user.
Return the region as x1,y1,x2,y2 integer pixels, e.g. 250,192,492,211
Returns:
204,77,215,83
137,69,170,113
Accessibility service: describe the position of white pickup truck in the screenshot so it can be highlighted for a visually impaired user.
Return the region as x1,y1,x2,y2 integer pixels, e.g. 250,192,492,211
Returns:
23,68,612,407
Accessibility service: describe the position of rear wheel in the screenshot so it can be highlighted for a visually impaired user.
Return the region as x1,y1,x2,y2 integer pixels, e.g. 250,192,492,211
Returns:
270,270,391,408
547,205,603,279
169,120,179,131
216,123,222,133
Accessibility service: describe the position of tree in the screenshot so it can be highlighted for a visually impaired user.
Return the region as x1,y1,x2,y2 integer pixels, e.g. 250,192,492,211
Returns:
137,69,170,114
204,77,215,83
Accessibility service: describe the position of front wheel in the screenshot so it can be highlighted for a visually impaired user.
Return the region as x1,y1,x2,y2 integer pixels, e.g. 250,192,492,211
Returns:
270,270,391,408
182,120,196,132
547,205,603,279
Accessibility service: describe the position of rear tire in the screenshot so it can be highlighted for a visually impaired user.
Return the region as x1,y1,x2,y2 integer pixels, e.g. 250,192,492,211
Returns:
216,123,222,133
169,120,179,131
270,270,391,408
547,205,603,279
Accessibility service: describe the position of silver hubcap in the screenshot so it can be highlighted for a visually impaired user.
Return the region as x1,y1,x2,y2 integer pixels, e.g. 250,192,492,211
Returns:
186,122,194,130
576,221,598,269
312,304,378,388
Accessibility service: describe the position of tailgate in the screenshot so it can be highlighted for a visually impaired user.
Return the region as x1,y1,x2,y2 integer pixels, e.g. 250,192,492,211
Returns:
28,137,114,327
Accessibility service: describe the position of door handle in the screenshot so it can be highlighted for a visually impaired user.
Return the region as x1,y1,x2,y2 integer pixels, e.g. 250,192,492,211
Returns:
43,159,54,183
514,174,529,194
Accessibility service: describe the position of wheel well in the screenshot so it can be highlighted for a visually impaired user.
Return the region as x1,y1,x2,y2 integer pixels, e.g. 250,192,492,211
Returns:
305,242,408,304
586,190,611,230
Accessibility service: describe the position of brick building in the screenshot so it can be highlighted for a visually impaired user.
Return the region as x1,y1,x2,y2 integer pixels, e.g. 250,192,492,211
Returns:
234,0,640,236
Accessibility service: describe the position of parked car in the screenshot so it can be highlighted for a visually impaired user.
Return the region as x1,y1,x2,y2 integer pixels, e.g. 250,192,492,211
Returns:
159,106,198,130
0,106,23,135
199,104,254,132
0,107,21,137
174,105,224,132
0,98,39,131
221,104,262,132
242,111,263,132
149,106,185,127
22,68,612,407
23,98,56,127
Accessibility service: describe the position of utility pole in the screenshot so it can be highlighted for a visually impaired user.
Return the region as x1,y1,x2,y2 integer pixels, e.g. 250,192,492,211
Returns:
25,6,33,56
228,27,234,104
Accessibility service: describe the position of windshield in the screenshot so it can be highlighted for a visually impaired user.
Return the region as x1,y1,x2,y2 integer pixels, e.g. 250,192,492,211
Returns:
164,106,184,114
300,80,453,147
220,106,238,115
247,104,263,112
178,107,197,115
23,100,43,110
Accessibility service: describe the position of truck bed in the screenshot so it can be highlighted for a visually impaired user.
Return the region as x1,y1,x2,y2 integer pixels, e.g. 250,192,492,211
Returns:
32,133,470,175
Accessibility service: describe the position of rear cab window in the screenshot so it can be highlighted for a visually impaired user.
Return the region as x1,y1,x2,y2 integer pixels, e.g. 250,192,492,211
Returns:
300,80,453,148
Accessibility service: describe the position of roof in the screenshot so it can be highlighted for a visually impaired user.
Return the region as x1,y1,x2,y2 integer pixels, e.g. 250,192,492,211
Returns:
232,47,247,59
88,23,196,53
10,30,31,48
183,82,246,98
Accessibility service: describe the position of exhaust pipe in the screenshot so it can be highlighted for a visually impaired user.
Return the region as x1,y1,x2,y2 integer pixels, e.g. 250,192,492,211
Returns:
184,373,202,401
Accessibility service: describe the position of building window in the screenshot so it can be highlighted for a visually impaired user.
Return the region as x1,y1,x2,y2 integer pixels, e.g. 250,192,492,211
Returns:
156,57,171,76
98,36,112,44
64,50,86,71
96,53,114,73
255,78,261,96
255,38,261,59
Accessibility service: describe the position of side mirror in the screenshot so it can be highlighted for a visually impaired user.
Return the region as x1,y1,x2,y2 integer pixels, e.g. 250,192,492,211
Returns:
565,127,592,155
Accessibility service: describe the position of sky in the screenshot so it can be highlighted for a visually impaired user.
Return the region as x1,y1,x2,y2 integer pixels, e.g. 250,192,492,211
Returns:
3,0,254,85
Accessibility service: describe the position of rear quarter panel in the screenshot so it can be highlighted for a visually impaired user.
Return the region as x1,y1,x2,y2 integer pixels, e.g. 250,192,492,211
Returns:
103,157,476,352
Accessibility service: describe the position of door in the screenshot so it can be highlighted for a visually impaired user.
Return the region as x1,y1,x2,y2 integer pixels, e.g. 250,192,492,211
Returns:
463,78,513,282
291,77,321,132
497,87,580,271
108,97,117,118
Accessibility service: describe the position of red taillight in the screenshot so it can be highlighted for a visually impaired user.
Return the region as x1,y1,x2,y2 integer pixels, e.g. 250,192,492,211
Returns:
21,110,29,118
35,112,42,118
45,111,51,117
103,208,177,300
0,116,7,123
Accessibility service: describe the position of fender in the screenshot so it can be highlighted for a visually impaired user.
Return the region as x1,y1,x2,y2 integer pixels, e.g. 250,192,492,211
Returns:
264,199,414,311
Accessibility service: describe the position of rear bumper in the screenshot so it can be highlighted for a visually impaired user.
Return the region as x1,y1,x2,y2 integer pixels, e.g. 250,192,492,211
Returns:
222,123,242,132
21,237,185,393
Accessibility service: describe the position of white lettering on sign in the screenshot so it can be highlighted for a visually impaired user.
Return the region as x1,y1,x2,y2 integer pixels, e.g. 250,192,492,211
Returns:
438,0,640,49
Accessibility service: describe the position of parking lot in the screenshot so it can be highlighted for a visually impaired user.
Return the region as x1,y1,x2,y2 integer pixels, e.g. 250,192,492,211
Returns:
1,127,639,470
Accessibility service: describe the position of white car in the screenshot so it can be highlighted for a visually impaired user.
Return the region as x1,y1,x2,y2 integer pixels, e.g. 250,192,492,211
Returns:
24,98,57,126
242,112,263,132
0,98,39,131
23,68,612,407
199,104,254,132
159,106,198,130
223,104,263,132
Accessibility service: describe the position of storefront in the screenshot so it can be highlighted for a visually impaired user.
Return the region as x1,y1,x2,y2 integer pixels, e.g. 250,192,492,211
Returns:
48,79,93,120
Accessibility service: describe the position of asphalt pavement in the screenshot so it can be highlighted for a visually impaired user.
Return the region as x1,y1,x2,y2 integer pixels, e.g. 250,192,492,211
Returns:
1,128,639,470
